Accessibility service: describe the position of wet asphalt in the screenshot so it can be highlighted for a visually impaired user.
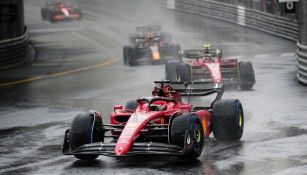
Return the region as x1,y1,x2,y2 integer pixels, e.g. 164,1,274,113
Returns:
0,0,307,174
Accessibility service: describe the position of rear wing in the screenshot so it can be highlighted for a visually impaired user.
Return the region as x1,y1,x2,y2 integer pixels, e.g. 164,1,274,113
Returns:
154,80,224,103
183,49,222,58
136,25,162,33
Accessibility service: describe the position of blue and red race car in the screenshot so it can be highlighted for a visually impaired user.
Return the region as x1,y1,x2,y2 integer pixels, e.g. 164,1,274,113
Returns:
62,80,244,160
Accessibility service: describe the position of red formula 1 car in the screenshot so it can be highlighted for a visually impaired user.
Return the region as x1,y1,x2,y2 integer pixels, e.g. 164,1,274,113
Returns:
62,81,244,160
165,45,255,90
41,0,82,22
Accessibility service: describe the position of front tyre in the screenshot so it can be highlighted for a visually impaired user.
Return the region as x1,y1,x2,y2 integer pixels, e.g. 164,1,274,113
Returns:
125,99,138,111
170,113,204,159
212,99,244,141
69,112,104,160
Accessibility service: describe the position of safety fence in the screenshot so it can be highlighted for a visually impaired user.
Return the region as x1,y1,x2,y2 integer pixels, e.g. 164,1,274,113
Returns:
0,27,30,70
159,0,307,85
164,0,298,41
297,42,307,85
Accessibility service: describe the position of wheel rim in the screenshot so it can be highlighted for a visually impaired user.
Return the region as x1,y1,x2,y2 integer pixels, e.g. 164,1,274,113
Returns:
176,74,181,81
186,133,191,145
195,128,201,143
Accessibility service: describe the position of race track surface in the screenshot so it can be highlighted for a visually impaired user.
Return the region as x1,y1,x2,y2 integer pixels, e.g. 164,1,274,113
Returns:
0,0,306,174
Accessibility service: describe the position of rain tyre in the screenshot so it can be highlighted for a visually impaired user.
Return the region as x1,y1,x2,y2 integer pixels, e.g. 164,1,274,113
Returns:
170,113,204,159
212,99,244,141
239,61,255,90
69,112,104,160
165,60,180,81
125,99,138,111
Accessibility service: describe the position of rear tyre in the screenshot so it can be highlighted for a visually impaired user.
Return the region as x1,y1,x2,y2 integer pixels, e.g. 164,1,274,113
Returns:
128,50,137,66
171,113,204,159
75,9,83,20
41,9,46,20
212,99,244,141
177,63,191,82
125,99,138,111
69,112,104,160
165,60,180,81
123,46,132,65
239,61,255,90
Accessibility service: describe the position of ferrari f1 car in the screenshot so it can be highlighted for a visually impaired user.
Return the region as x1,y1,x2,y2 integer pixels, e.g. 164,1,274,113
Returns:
123,25,181,66
41,0,82,22
62,80,244,160
165,45,255,90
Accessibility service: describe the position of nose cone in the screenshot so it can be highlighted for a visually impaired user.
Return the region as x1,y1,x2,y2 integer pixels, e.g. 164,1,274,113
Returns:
114,142,131,156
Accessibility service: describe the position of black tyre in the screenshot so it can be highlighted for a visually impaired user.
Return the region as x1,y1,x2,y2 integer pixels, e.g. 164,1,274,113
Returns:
41,9,46,20
239,61,255,90
69,112,104,160
177,63,191,82
125,99,138,111
169,44,181,58
165,60,180,81
123,46,132,65
75,9,83,20
170,113,204,159
128,50,137,66
212,99,244,141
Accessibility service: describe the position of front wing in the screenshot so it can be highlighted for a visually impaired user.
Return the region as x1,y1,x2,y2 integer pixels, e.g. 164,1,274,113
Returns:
62,130,184,157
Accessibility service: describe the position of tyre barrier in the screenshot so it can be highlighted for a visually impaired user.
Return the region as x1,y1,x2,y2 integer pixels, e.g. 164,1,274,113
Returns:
162,0,298,42
0,27,30,70
297,42,307,85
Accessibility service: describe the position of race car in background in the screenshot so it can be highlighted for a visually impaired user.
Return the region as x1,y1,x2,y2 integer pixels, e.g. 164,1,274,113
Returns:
62,80,244,160
165,45,255,90
41,0,82,22
123,25,181,66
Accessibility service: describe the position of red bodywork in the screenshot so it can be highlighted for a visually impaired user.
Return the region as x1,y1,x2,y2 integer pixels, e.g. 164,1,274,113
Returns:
109,84,213,156
183,49,239,83
46,3,82,21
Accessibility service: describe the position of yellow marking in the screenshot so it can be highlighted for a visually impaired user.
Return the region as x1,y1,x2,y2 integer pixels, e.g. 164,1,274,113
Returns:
0,58,118,88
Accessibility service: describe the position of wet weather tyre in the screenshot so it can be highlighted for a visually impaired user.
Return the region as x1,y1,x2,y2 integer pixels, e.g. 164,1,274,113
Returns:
125,99,138,111
239,61,255,90
170,113,204,159
177,63,191,82
128,55,137,66
212,99,244,141
41,9,47,20
165,60,179,81
69,112,104,160
123,46,131,65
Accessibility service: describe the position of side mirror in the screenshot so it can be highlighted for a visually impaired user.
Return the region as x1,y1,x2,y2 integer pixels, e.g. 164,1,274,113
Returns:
114,105,123,112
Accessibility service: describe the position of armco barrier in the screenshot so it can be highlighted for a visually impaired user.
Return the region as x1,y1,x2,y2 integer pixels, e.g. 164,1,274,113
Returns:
297,42,307,85
161,0,307,84
0,27,29,70
164,0,298,41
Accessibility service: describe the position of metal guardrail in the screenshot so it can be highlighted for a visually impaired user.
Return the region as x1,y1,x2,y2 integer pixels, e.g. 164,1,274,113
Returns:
297,42,307,85
0,27,30,70
160,0,307,84
164,0,298,41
